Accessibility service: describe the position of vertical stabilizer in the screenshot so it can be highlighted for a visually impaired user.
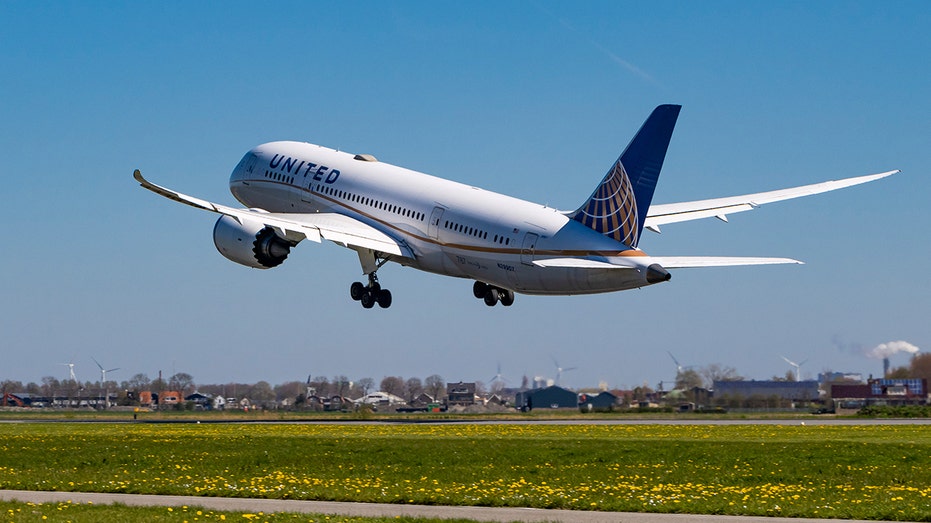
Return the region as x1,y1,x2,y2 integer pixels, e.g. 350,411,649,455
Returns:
570,104,680,247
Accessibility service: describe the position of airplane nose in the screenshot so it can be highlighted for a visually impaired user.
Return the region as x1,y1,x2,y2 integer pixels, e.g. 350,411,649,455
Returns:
646,263,671,284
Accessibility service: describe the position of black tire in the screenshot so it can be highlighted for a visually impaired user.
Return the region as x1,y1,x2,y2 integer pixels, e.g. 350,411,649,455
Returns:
500,289,515,306
361,292,375,309
376,289,392,309
483,288,499,306
472,281,488,299
350,282,366,301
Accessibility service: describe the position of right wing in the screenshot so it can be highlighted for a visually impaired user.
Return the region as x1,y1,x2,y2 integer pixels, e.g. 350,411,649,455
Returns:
133,170,413,258
644,170,898,232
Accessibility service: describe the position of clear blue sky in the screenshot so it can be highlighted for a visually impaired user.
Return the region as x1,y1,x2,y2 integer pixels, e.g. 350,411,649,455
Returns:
1,2,928,391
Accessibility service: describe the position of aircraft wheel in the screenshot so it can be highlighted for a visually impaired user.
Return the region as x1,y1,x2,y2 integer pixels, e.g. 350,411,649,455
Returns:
361,292,376,309
499,289,515,306
473,281,488,299
483,288,499,306
376,289,392,309
350,281,366,301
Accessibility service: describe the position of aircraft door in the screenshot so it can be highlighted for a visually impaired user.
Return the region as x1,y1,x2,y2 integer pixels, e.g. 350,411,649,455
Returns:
300,174,316,207
520,233,538,266
428,206,445,239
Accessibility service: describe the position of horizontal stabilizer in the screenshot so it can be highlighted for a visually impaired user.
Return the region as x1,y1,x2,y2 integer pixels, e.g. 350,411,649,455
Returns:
648,256,803,268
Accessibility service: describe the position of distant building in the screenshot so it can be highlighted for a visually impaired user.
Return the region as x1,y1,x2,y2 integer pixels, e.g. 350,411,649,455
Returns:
579,391,619,412
159,390,183,407
713,380,820,404
185,391,213,410
515,385,577,411
832,378,928,407
355,391,406,407
446,382,476,406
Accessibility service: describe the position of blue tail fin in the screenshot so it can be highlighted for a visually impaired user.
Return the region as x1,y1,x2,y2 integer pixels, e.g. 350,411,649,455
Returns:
570,104,680,248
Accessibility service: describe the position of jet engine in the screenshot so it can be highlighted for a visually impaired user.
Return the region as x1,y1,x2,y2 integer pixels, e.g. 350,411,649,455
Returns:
212,215,294,269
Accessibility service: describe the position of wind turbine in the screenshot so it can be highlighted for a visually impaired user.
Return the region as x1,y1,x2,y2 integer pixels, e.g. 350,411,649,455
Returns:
488,362,508,387
92,357,119,384
667,351,684,374
780,355,808,381
58,361,77,382
551,355,577,386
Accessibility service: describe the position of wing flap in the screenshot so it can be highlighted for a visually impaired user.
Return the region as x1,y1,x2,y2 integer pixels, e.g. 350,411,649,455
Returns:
134,170,411,258
645,170,898,228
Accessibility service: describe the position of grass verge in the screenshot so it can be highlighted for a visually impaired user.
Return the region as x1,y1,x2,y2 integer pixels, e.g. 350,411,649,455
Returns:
0,423,927,520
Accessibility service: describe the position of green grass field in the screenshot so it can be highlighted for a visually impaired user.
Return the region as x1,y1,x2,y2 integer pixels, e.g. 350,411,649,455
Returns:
0,422,928,521
0,500,473,523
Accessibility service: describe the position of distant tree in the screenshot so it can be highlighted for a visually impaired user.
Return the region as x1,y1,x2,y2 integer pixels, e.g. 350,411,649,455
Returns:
168,373,195,394
126,373,151,391
700,364,743,388
379,376,404,397
908,353,931,382
332,375,351,397
0,380,23,395
887,366,911,379
150,375,167,392
405,377,423,402
425,375,445,400
520,375,529,390
41,376,59,397
474,380,487,398
311,376,330,397
674,369,703,390
249,381,275,407
25,382,41,395
357,377,375,397
274,381,304,402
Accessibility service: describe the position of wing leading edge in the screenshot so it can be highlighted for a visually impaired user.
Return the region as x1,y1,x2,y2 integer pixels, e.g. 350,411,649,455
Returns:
644,170,898,232
133,170,412,258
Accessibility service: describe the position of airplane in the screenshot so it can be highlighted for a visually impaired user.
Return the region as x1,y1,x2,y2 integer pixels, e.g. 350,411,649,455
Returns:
134,104,897,310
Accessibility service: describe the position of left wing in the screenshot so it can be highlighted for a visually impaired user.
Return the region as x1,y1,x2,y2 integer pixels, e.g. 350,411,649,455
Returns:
133,170,413,258
644,170,898,232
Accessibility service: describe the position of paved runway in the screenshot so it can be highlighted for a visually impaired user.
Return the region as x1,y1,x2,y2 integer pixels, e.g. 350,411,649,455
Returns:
0,489,903,523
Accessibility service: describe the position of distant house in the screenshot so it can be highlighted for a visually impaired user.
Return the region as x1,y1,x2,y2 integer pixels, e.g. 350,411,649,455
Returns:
515,385,577,411
410,392,435,407
160,390,183,407
446,382,476,406
579,391,619,412
185,392,213,410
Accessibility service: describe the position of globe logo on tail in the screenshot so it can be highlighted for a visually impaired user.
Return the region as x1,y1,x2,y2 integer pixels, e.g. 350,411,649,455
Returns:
571,159,640,247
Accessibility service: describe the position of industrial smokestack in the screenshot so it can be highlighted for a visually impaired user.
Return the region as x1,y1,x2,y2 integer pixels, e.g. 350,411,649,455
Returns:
883,357,890,378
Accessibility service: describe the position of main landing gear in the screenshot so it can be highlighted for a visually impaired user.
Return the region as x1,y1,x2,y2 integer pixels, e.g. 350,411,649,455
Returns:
350,273,392,309
473,281,515,307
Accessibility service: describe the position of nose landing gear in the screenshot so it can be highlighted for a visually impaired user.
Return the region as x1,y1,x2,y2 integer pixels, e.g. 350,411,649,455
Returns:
473,281,515,307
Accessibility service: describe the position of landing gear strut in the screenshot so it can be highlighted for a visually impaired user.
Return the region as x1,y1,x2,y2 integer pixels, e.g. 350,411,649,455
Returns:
351,272,392,309
473,281,515,307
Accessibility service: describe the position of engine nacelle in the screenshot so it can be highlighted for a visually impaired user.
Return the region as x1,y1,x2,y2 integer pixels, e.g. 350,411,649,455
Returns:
212,215,293,269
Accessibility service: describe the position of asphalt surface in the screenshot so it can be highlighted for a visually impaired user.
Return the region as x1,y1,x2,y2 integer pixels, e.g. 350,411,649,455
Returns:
0,490,897,523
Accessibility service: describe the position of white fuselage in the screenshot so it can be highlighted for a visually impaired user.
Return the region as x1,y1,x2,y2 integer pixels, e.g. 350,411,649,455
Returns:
229,141,658,295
